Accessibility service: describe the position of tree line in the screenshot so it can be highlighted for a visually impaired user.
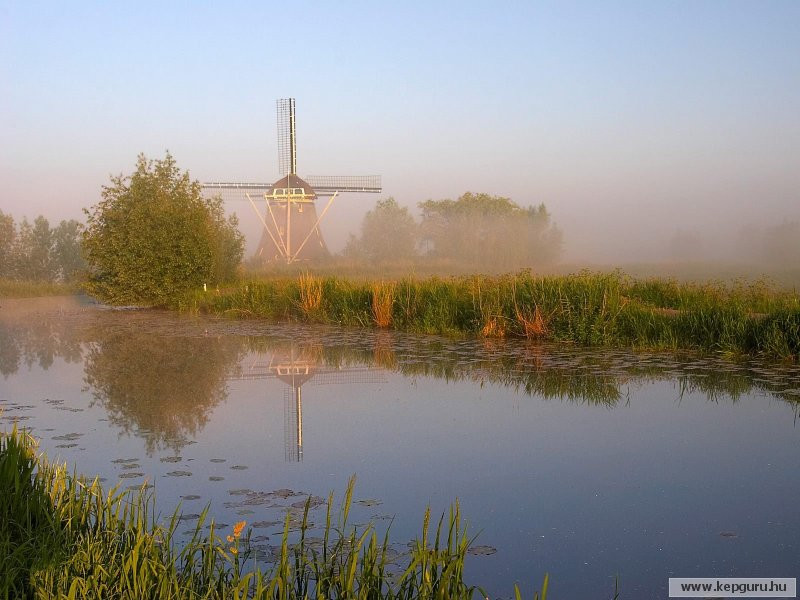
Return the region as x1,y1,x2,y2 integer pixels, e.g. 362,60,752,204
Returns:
343,193,564,270
1,153,243,305
0,211,84,282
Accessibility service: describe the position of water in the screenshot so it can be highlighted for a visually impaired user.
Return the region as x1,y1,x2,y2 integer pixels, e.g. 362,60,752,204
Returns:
1,297,799,598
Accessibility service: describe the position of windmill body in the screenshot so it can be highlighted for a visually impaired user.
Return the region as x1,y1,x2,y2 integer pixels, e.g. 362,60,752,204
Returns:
204,99,381,264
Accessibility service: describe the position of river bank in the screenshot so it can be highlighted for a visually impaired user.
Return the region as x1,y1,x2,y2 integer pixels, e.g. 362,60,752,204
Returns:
177,271,800,359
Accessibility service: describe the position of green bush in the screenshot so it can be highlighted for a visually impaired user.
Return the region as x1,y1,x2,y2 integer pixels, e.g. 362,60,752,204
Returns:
82,152,244,306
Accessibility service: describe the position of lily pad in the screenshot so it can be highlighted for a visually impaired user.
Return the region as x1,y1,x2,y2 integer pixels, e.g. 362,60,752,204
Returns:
467,545,497,556
356,499,382,507
178,513,201,522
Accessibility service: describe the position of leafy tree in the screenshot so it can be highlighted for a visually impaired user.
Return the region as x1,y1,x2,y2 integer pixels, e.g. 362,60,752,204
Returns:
344,198,418,262
1,211,84,282
82,152,244,305
12,216,56,281
51,220,85,282
0,210,14,278
418,192,562,269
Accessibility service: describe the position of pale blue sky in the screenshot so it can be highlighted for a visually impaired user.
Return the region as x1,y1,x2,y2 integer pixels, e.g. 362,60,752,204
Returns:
2,1,799,260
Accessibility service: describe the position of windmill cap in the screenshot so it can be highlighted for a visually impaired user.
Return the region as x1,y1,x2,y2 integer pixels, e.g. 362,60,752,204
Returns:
271,174,317,199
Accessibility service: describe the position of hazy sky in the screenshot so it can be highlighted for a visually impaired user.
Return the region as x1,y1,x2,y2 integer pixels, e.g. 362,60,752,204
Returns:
2,1,799,261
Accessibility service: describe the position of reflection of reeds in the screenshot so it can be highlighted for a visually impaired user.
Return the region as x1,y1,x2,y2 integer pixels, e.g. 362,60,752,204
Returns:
371,281,395,328
298,271,322,317
372,331,398,369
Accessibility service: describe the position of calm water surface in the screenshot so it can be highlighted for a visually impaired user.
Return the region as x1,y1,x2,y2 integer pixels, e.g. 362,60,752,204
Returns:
1,297,799,599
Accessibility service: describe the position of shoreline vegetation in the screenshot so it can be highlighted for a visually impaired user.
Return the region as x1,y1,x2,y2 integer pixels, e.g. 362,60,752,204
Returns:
0,425,552,599
178,270,800,360
3,268,800,359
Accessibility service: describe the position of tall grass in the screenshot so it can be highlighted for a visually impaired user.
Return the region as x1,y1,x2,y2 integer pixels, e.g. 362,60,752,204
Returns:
372,281,396,328
0,425,554,599
176,270,800,359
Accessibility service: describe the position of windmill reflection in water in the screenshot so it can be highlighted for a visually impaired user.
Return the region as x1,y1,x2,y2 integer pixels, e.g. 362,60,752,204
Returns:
229,348,385,461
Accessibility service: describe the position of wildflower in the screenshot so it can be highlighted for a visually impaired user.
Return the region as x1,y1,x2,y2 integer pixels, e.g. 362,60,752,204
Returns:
233,520,246,538
226,535,234,543
230,546,238,555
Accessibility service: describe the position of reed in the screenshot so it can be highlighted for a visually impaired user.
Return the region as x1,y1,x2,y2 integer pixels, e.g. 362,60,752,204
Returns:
371,281,396,328
1,425,556,599
298,271,323,317
177,270,800,359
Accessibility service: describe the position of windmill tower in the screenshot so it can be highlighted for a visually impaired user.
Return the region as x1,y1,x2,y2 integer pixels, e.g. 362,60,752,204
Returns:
204,99,381,263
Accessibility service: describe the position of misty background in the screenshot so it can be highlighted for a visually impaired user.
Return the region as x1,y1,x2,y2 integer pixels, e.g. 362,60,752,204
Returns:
2,2,799,267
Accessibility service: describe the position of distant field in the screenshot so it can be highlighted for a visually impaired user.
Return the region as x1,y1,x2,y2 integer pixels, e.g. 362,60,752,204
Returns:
566,262,800,289
0,279,76,298
241,260,800,289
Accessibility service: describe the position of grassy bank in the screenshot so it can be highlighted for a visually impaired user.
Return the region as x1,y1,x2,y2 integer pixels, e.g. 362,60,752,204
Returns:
178,271,800,359
0,278,76,298
0,425,552,599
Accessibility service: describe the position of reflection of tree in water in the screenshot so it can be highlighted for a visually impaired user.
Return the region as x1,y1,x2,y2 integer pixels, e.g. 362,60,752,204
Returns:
84,330,242,453
244,328,800,412
4,303,798,446
0,319,83,377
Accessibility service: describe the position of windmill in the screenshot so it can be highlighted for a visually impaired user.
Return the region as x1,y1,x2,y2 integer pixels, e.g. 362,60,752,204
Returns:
203,99,381,263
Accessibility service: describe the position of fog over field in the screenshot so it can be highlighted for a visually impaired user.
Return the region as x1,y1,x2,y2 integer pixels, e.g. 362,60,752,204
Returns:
2,3,798,270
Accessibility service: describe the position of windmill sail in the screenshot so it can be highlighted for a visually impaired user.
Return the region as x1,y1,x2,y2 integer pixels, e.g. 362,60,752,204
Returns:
203,97,381,264
276,98,297,176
